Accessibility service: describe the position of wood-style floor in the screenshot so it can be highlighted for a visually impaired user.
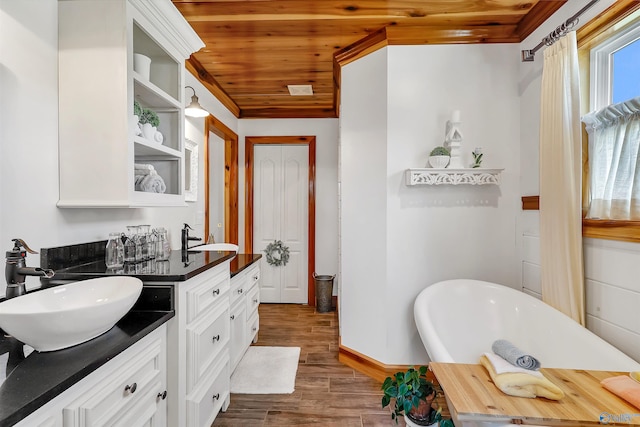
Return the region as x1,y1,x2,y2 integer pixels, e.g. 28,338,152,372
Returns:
212,304,406,426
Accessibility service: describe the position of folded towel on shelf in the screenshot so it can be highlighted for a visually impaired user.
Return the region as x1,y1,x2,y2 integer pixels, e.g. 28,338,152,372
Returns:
135,172,166,193
134,164,156,176
480,354,565,400
483,352,544,377
492,339,540,370
601,375,640,409
134,163,155,171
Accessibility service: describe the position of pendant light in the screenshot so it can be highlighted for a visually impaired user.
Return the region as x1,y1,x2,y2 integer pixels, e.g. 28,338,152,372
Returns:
184,85,210,118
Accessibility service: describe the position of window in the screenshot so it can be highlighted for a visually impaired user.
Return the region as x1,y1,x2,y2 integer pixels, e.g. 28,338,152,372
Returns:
590,18,640,111
581,14,640,228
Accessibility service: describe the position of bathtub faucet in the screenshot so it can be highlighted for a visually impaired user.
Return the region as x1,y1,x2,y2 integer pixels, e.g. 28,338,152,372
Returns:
5,239,54,299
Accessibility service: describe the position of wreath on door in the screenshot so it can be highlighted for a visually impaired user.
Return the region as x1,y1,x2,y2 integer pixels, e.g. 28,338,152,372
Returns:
264,240,290,267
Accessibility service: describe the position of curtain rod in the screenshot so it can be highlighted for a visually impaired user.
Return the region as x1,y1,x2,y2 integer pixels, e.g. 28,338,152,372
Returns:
521,0,600,62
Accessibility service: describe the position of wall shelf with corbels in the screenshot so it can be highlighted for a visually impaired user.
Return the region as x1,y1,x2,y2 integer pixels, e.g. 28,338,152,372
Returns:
404,168,504,186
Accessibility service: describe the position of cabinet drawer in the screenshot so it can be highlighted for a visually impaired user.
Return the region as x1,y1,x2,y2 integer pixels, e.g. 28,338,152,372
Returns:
246,285,260,317
247,312,259,346
63,338,163,427
246,264,260,289
186,356,229,427
229,273,246,307
185,267,229,324
116,379,163,427
186,302,230,393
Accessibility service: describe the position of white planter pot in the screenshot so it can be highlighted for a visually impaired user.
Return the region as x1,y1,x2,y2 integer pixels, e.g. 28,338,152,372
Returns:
141,123,157,141
428,155,450,168
403,414,439,427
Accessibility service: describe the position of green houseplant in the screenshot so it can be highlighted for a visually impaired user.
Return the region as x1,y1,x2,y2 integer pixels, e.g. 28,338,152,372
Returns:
139,107,160,128
428,146,450,169
382,366,442,426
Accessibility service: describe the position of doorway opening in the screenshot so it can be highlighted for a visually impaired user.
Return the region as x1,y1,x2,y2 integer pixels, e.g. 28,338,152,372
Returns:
245,136,316,305
204,115,239,245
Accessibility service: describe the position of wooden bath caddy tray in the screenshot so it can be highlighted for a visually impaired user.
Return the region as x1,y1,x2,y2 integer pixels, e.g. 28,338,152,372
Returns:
430,362,640,426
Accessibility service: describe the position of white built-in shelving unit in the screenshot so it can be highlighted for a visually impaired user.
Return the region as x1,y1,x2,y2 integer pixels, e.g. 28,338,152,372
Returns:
57,0,204,207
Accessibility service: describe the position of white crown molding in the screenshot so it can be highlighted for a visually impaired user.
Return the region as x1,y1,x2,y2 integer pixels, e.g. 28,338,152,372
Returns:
129,0,205,59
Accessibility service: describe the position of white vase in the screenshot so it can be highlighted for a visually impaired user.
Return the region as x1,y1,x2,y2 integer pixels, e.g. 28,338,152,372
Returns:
428,155,450,169
133,53,151,80
141,123,157,141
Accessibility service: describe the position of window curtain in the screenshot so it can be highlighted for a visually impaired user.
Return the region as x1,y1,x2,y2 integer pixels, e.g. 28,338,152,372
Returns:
582,96,640,219
539,31,585,326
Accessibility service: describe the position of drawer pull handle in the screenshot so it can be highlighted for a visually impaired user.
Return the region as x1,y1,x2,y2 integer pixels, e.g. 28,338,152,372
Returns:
212,334,220,343
125,383,137,394
213,289,220,296
157,390,167,400
238,289,243,294
230,315,235,320
253,275,259,281
253,298,259,303
252,327,257,332
212,393,220,401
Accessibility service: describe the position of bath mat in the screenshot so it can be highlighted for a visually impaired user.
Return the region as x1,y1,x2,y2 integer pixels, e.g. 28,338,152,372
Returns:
230,346,300,394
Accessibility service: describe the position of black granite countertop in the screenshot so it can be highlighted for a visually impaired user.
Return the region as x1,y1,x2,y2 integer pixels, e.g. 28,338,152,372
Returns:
42,243,261,283
0,309,174,426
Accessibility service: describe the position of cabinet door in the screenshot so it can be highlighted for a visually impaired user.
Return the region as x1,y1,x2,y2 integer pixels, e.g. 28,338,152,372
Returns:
229,300,247,372
63,339,163,426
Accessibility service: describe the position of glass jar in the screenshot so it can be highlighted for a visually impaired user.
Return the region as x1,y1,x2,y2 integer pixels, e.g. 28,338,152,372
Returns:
138,225,150,260
124,225,138,263
105,232,124,268
155,227,170,260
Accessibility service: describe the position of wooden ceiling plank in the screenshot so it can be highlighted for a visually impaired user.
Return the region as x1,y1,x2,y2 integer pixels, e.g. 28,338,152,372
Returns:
185,55,240,118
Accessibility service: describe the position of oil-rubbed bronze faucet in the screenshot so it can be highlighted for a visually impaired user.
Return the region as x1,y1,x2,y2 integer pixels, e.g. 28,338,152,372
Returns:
5,239,54,299
181,223,202,252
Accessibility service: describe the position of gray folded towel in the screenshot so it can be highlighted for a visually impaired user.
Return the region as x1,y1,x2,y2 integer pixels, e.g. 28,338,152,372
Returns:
491,339,540,371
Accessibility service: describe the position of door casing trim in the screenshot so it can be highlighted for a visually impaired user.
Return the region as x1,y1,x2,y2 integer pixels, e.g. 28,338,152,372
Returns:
244,136,316,306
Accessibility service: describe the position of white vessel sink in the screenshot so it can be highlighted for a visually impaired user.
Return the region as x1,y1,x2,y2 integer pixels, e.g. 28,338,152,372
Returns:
192,243,238,253
0,276,142,352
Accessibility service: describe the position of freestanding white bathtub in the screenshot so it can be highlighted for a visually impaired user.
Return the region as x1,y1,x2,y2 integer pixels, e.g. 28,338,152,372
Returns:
414,279,640,371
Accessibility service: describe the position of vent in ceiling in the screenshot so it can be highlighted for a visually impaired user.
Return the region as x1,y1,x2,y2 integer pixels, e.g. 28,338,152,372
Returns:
287,85,313,96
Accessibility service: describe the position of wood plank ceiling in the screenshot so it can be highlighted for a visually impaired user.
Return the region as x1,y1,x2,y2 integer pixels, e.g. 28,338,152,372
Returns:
172,0,567,119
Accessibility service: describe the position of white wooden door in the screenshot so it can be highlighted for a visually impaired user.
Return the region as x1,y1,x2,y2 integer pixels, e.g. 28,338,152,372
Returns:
254,145,308,303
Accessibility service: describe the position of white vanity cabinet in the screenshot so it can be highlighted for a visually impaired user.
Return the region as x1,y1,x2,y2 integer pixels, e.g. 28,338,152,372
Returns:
14,324,167,427
166,262,231,427
57,0,204,207
229,263,261,373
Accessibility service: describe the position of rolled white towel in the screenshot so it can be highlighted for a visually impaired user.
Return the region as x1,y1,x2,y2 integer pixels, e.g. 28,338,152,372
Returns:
492,339,541,370
483,352,543,378
135,173,166,193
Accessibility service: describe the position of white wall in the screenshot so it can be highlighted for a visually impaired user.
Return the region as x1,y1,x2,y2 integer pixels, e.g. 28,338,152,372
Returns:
340,44,521,364
340,48,389,363
518,0,640,362
238,118,339,281
0,0,238,295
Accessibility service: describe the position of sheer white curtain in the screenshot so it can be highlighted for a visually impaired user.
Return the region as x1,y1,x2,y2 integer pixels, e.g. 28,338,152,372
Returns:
539,31,585,325
582,96,640,219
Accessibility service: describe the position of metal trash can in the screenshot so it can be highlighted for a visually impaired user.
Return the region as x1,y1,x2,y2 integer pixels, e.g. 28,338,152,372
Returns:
313,273,335,313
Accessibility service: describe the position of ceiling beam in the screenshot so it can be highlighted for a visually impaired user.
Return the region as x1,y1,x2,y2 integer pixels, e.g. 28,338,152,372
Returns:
186,55,240,118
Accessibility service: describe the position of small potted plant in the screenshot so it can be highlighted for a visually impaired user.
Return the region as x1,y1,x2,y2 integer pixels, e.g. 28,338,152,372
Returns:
428,146,450,169
382,366,442,426
138,107,161,142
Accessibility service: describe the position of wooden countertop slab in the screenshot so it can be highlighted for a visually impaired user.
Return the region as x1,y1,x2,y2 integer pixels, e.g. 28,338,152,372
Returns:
430,362,640,426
